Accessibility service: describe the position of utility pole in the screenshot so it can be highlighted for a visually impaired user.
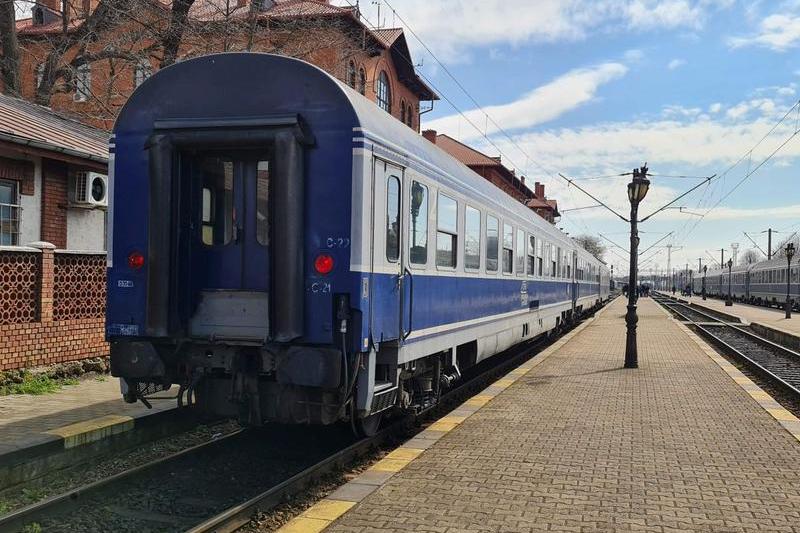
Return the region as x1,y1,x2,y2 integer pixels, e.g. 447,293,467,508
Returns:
732,243,739,265
721,248,725,267
768,228,772,260
698,258,702,272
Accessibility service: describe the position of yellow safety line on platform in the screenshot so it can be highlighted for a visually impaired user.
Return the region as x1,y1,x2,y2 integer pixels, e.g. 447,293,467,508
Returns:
659,302,800,446
45,414,134,449
276,300,618,533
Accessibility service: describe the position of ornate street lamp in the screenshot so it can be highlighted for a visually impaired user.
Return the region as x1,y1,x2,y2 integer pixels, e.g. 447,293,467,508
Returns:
785,242,795,319
689,269,693,296
725,258,733,306
625,165,650,369
702,265,707,300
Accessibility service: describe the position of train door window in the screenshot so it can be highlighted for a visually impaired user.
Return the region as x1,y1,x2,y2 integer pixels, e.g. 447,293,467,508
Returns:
527,235,535,276
551,246,557,278
464,205,481,270
537,239,543,276
486,215,499,272
436,193,457,268
255,160,270,245
409,181,428,265
386,176,401,262
556,247,562,278
200,157,234,246
502,223,513,274
515,228,525,276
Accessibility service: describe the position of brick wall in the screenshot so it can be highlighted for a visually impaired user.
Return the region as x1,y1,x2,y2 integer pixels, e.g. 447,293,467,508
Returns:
41,160,68,248
0,245,108,371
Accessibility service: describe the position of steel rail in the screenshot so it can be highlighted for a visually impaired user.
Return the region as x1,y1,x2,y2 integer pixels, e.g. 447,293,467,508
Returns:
653,296,800,398
0,430,247,533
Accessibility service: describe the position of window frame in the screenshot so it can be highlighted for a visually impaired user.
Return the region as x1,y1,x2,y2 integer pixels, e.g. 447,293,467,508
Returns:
526,234,536,276
486,214,499,273
408,180,429,266
464,204,482,271
515,228,525,277
435,192,458,269
74,63,91,102
0,179,20,246
385,175,401,263
377,71,392,113
502,223,514,275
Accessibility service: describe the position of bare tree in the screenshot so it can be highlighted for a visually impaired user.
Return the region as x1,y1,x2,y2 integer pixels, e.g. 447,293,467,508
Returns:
574,234,606,261
739,248,762,265
0,0,21,95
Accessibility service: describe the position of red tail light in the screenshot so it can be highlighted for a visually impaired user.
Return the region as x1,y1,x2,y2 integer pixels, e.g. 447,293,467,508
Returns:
314,253,334,275
128,251,145,270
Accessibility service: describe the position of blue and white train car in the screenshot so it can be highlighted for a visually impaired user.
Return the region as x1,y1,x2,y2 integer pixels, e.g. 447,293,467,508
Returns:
106,54,609,433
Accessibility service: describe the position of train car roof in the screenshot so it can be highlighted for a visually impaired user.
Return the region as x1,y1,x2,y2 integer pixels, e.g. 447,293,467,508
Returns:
115,53,591,261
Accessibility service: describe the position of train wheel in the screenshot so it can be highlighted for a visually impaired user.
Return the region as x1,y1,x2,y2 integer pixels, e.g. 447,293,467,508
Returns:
353,411,383,438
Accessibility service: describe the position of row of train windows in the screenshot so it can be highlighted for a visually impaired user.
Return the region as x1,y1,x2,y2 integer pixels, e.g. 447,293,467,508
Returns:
751,268,800,284
385,177,598,280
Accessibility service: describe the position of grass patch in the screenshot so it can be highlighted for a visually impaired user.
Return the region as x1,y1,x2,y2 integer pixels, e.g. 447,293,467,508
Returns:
21,523,42,533
0,373,80,396
0,500,9,514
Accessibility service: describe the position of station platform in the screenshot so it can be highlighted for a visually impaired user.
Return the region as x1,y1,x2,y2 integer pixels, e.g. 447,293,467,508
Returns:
282,297,800,533
0,377,176,487
671,292,800,336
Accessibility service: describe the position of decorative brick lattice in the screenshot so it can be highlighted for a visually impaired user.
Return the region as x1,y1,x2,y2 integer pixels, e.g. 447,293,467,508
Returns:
0,252,40,325
53,253,106,320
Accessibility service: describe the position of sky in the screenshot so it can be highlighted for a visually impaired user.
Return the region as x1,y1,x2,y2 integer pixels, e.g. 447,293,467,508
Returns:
335,0,800,278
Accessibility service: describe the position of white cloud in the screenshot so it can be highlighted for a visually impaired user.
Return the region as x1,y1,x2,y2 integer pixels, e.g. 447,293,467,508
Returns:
709,102,723,113
624,49,645,62
335,0,731,61
425,62,628,140
728,14,800,51
668,58,687,69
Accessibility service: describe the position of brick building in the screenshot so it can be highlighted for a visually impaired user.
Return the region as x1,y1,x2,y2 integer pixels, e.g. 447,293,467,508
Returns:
0,93,108,371
422,130,560,223
11,0,437,131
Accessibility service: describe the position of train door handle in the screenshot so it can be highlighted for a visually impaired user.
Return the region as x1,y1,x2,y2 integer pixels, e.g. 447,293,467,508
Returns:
403,267,414,340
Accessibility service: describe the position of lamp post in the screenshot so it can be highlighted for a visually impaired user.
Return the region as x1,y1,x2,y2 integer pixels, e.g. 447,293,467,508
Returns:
785,242,795,319
625,165,650,369
689,269,693,297
725,258,733,306
702,265,707,300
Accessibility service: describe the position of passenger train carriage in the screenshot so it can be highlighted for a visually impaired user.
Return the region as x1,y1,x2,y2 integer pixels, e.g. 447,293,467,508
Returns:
704,257,800,309
106,54,610,434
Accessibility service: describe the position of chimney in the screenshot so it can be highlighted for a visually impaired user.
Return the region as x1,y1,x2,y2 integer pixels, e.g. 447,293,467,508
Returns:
422,130,437,144
520,176,525,185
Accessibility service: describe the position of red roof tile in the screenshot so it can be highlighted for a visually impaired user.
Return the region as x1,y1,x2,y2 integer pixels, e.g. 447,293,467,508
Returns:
433,134,501,167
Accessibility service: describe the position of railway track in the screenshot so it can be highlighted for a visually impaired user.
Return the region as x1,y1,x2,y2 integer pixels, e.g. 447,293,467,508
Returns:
653,293,800,397
0,305,607,533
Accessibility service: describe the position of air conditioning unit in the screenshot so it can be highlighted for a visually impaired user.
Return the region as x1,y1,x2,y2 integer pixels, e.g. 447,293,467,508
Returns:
72,171,108,207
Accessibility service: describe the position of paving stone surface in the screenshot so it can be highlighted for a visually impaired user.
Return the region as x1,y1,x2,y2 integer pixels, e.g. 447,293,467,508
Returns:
0,378,174,454
327,297,800,533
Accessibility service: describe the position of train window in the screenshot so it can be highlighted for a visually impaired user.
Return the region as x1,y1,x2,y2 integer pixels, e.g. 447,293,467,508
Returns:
486,215,499,272
515,229,525,275
464,205,481,270
256,160,270,246
537,239,543,276
436,193,457,268
409,181,428,265
527,235,535,275
386,176,401,262
502,224,513,274
201,157,234,246
556,247,562,278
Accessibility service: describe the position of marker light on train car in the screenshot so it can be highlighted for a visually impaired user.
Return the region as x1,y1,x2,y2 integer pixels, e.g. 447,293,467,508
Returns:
314,253,334,275
128,251,145,270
